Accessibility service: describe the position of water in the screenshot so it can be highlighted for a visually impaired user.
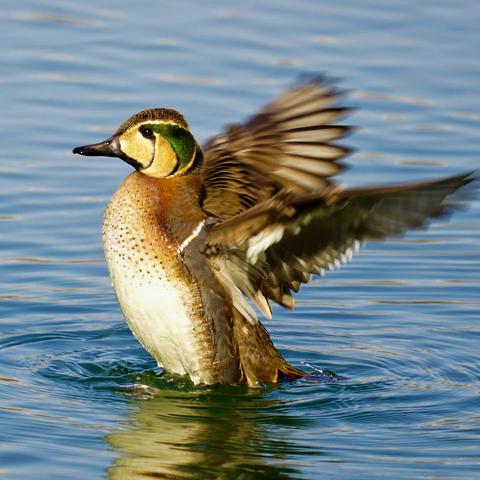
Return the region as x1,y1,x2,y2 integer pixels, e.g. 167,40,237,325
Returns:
1,0,479,478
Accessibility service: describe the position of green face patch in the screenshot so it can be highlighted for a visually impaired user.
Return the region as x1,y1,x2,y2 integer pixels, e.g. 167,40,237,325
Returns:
146,123,196,174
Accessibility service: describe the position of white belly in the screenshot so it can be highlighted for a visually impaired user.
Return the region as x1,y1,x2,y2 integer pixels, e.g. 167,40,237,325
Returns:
103,236,204,384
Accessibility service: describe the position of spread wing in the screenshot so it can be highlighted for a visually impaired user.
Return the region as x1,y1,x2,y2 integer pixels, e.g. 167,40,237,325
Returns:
200,76,351,220
203,172,475,321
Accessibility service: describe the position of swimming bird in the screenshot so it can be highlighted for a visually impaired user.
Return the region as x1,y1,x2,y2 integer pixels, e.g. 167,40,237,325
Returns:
73,77,474,386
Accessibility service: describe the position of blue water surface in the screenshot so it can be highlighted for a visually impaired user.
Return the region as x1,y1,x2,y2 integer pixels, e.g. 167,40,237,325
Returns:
0,1,479,479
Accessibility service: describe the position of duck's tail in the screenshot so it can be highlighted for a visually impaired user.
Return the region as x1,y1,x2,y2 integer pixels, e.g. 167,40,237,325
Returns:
232,309,306,386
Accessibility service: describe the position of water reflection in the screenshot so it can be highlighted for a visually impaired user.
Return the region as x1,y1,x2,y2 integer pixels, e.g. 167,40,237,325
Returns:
107,385,316,479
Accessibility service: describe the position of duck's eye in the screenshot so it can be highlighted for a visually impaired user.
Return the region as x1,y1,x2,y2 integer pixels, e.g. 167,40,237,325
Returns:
140,127,154,139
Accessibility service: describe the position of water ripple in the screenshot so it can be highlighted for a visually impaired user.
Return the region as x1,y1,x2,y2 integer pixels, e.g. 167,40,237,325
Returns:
1,0,479,479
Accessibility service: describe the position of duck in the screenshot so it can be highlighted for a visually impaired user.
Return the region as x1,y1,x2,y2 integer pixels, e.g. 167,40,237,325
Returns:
73,77,474,386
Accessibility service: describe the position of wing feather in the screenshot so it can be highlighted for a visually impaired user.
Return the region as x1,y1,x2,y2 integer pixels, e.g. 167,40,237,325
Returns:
201,76,351,219
204,172,476,319
198,75,476,323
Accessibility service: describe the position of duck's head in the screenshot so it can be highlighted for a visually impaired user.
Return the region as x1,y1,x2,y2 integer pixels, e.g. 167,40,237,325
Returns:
73,108,201,177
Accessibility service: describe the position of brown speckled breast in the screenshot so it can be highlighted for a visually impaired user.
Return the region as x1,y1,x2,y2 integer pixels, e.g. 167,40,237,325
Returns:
102,172,240,384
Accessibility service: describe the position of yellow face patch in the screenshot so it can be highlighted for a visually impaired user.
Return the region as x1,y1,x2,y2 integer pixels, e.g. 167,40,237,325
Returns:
119,128,154,168
141,135,178,178
117,120,196,178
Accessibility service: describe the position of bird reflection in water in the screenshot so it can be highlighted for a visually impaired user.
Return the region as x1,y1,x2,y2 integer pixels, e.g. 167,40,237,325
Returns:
106,382,319,479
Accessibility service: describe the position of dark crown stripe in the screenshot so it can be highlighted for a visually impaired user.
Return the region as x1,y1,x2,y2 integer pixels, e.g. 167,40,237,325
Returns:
114,108,189,136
